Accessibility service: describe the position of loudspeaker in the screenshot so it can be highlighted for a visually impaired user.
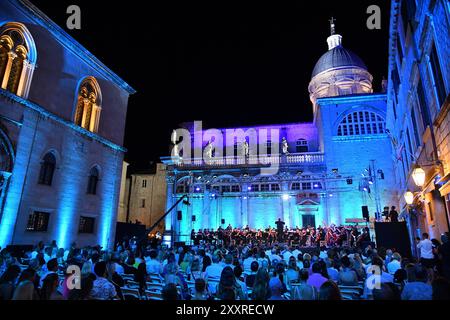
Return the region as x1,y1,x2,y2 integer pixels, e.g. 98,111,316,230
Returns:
221,219,225,224
192,215,196,222
177,211,182,221
362,206,369,221
375,222,412,258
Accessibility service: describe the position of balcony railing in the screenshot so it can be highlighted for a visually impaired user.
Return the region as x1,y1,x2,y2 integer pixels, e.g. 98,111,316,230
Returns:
163,152,324,168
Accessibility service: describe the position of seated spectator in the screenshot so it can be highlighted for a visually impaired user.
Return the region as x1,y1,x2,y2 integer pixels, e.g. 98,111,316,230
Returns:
234,265,248,300
216,266,245,300
91,261,117,300
319,280,341,300
40,258,59,288
339,256,358,286
204,255,224,280
40,273,64,300
122,256,137,275
191,278,209,300
251,268,271,300
134,262,148,295
292,269,317,300
431,277,450,300
68,276,94,300
245,261,259,288
326,260,339,283
307,262,328,290
373,283,401,300
286,256,300,286
393,268,408,291
401,264,432,300
268,277,285,300
387,253,402,275
12,268,39,300
363,256,393,299
0,265,21,300
162,283,179,300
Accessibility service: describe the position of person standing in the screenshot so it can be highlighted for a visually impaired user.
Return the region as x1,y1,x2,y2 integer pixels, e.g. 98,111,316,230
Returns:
389,206,399,223
275,218,285,242
417,233,434,268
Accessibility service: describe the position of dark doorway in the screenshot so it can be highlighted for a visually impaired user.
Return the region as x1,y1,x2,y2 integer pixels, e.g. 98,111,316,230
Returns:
302,214,315,228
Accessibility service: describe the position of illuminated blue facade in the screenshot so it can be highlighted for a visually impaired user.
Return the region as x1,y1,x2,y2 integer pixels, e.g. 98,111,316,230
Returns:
386,0,450,240
0,0,134,249
163,27,399,243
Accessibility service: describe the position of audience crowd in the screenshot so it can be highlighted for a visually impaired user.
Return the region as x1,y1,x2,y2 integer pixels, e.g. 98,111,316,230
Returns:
1,231,450,301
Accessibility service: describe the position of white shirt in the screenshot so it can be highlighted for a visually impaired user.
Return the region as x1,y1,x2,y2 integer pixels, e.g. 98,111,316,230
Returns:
283,251,293,263
205,263,224,279
146,258,163,275
243,257,256,273
387,260,401,275
417,239,434,259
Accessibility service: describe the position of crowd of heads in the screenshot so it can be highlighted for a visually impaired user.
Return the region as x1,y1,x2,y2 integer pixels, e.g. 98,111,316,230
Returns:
0,231,450,300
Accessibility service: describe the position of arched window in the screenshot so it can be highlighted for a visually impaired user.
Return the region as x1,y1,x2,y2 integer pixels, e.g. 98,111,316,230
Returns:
38,152,56,186
337,111,386,136
74,77,102,133
0,23,37,98
87,166,100,195
296,139,308,153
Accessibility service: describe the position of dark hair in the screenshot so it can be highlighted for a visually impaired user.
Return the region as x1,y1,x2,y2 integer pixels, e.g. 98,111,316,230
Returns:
250,261,259,272
94,261,107,277
394,269,407,284
18,268,36,283
40,273,59,300
202,256,211,272
373,283,401,300
432,277,450,300
312,262,322,274
68,277,94,300
0,265,21,284
47,258,58,272
221,288,236,300
341,256,351,268
422,233,429,239
414,264,428,282
319,281,341,300
195,278,206,293
299,269,309,282
149,250,158,259
162,283,178,300
218,266,236,297
234,265,243,279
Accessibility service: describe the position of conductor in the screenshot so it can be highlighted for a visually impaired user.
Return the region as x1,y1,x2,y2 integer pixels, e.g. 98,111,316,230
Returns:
275,218,285,242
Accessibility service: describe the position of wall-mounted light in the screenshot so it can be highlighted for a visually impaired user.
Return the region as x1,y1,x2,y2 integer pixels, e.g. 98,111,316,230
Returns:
404,191,414,205
412,165,426,187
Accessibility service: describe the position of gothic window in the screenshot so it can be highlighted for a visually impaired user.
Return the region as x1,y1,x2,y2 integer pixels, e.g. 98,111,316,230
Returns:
87,166,99,195
296,139,308,153
26,211,49,232
38,152,56,186
270,184,280,191
0,23,37,98
231,185,240,192
176,179,189,194
74,77,102,133
337,111,386,137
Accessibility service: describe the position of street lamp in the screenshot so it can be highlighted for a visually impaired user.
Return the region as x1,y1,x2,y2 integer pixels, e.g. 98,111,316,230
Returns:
404,191,414,205
412,165,426,187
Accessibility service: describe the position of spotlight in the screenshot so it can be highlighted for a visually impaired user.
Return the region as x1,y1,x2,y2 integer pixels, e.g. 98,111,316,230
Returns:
247,186,252,191
368,179,374,185
197,176,202,180
314,183,319,188
282,194,290,201
243,196,248,200
329,193,333,197
195,187,201,192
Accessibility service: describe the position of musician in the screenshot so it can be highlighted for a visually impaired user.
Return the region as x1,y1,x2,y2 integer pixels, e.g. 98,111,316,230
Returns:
382,206,390,221
275,218,285,242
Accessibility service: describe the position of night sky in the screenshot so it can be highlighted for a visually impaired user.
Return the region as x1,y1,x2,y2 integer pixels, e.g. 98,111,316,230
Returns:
30,0,390,171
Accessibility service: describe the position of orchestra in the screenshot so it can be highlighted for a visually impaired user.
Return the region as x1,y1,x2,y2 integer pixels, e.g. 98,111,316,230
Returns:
189,224,365,248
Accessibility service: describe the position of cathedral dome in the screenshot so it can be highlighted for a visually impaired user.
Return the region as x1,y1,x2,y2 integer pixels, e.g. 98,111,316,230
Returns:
311,45,367,78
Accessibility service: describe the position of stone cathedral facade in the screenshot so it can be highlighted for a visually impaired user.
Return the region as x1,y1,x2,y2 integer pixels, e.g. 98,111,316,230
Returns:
0,0,134,249
163,23,399,243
